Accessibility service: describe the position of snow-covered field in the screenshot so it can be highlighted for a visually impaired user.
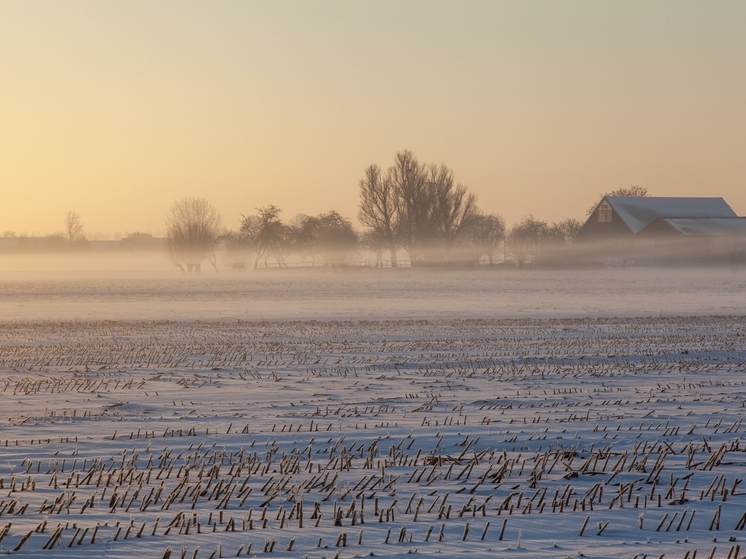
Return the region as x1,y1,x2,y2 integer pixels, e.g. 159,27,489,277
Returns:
1,264,746,558
1,312,746,559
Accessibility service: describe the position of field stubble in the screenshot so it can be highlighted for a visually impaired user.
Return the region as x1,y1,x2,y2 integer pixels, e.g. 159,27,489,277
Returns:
0,317,745,558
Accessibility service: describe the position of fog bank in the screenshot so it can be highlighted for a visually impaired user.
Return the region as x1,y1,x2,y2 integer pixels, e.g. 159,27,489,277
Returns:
0,253,744,321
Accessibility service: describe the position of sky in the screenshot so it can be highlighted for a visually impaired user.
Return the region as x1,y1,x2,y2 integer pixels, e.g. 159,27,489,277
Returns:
1,1,745,238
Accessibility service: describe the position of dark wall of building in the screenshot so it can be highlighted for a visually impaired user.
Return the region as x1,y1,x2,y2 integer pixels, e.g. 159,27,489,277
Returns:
635,219,679,238
576,206,633,240
632,236,746,266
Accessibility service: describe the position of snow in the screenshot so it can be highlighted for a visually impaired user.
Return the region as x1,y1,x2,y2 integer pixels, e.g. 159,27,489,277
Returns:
605,197,737,234
660,218,746,237
1,315,746,559
1,263,746,558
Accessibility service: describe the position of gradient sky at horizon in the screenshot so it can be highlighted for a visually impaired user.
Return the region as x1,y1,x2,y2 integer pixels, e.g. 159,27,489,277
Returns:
2,1,745,237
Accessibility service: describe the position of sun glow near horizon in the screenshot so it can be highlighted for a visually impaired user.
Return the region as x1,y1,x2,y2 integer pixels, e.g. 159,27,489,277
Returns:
1,1,745,238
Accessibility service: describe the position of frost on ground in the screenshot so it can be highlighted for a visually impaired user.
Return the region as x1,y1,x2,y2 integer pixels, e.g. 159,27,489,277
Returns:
0,317,746,559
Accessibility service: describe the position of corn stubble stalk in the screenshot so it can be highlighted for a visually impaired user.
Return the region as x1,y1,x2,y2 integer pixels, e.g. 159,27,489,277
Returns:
2,317,746,557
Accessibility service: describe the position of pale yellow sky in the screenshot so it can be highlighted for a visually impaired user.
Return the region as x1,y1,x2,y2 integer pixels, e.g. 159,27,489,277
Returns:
1,1,745,237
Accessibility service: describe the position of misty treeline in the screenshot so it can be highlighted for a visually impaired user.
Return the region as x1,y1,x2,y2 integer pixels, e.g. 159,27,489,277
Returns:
163,150,634,273
0,152,646,268
163,199,359,273
356,150,624,268
358,150,502,267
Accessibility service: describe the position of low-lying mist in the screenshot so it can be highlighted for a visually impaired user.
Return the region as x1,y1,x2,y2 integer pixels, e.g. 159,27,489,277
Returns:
0,249,744,323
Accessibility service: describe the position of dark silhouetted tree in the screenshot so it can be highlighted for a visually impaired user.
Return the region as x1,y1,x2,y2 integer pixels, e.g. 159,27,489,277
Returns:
508,215,547,267
358,164,400,267
296,211,358,267
468,212,506,267
361,150,482,266
389,150,431,263
429,163,479,261
544,218,582,245
165,197,222,273
537,218,583,266
240,205,291,267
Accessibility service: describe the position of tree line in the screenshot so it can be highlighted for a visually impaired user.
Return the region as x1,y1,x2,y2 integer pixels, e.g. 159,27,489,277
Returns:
164,150,642,273
0,150,645,267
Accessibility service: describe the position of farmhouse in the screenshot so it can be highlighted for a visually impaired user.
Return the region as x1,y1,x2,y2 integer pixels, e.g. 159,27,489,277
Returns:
576,196,746,264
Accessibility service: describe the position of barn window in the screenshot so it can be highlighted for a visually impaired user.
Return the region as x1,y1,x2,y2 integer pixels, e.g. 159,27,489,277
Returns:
597,201,612,223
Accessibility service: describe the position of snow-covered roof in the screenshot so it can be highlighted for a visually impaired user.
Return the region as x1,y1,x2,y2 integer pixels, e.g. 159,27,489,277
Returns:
659,217,746,236
604,196,737,233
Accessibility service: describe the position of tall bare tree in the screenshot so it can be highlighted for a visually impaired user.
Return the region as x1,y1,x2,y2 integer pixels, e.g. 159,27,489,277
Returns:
389,150,431,263
359,150,484,266
429,163,479,249
165,197,222,273
358,164,400,267
63,211,85,243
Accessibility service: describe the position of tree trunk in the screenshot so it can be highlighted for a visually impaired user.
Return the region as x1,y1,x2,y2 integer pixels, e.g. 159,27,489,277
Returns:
390,245,398,268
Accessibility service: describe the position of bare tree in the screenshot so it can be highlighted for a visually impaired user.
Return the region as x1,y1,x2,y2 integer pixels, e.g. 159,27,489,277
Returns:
508,215,547,267
360,150,484,266
358,164,400,267
468,212,506,267
586,185,648,216
240,205,290,268
165,197,222,273
390,150,431,264
429,163,479,256
544,218,582,244
63,211,85,243
296,211,358,267
536,218,583,266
